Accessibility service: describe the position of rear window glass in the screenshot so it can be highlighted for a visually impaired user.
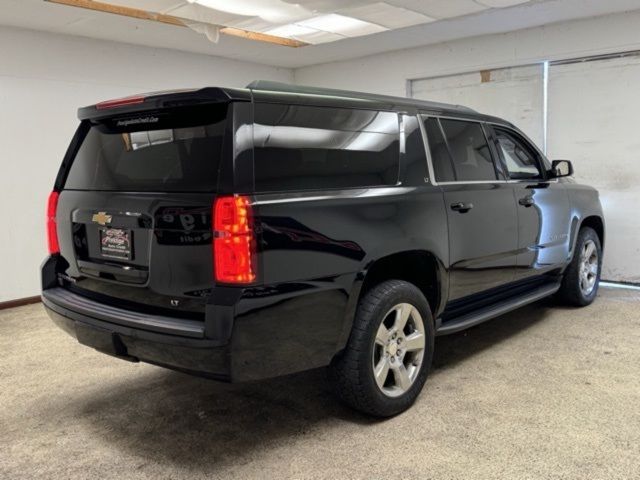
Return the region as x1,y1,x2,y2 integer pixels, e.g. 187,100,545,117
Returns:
439,119,496,182
424,117,455,182
64,106,227,192
254,103,400,192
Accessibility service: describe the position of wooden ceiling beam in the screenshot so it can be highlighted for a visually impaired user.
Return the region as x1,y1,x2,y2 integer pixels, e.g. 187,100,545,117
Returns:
45,0,308,47
46,0,186,27
219,27,306,48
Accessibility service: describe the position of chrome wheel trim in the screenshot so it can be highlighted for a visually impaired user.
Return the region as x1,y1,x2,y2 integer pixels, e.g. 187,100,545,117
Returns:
372,303,426,398
579,239,599,296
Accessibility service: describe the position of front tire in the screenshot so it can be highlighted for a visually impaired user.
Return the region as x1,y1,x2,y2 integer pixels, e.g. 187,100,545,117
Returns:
558,227,602,306
329,280,435,417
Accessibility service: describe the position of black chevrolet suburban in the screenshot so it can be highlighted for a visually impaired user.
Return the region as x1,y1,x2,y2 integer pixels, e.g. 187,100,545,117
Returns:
42,81,604,416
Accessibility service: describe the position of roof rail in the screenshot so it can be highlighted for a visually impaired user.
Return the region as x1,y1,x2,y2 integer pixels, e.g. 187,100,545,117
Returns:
246,80,476,113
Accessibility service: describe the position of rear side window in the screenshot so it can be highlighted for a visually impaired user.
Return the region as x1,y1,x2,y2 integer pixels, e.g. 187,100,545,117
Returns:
253,103,400,192
424,117,455,182
440,119,497,181
64,106,227,192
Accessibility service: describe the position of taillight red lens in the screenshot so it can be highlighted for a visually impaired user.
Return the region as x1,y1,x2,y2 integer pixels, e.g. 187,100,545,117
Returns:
213,195,256,284
95,95,145,110
47,191,60,255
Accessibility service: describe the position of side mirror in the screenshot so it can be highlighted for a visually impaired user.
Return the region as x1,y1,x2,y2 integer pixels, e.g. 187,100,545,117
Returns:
551,160,574,178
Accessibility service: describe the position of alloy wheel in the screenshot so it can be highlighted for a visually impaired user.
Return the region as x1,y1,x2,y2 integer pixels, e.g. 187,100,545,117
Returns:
372,303,426,398
579,239,599,296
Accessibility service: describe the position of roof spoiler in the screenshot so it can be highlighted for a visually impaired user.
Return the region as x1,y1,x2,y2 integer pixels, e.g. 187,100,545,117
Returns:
78,87,250,121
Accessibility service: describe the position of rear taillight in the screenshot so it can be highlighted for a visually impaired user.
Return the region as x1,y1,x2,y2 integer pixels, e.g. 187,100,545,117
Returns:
213,195,256,284
47,191,60,255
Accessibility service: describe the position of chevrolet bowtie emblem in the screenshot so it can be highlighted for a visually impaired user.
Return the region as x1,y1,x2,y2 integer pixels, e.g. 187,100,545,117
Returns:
92,212,112,226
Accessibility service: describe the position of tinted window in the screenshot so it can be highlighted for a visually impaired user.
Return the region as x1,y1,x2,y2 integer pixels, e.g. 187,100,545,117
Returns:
494,128,542,179
254,103,399,192
65,106,227,192
440,119,496,181
424,117,455,182
402,115,429,186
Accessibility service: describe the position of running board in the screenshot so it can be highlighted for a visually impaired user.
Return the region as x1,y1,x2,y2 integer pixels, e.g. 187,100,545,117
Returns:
436,282,561,336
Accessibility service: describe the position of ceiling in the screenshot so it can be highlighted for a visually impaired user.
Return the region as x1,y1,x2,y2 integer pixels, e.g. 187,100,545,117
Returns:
1,0,640,68
51,0,535,46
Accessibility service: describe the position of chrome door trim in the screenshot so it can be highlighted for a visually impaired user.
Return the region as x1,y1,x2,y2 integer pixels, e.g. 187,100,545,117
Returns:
437,180,508,186
417,113,437,186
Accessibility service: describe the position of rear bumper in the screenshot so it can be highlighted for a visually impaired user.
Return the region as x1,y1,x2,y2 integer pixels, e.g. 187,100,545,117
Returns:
41,251,353,382
42,288,230,380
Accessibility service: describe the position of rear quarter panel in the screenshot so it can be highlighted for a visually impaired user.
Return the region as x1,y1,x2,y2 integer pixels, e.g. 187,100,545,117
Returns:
229,186,448,380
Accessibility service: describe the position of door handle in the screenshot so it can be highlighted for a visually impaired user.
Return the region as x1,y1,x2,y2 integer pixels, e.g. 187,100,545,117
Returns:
518,196,535,207
450,202,474,213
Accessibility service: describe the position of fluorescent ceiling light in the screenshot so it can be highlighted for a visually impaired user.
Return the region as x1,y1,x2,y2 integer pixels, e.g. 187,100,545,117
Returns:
289,30,344,44
339,2,435,30
265,23,317,39
395,0,488,19
188,0,309,23
264,24,343,44
297,14,387,37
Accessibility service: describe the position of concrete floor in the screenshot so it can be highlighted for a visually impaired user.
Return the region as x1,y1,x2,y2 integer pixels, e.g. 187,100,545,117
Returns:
1,287,639,479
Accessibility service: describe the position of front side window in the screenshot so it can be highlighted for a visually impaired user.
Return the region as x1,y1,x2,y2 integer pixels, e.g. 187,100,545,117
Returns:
440,119,497,181
253,103,400,192
494,128,542,179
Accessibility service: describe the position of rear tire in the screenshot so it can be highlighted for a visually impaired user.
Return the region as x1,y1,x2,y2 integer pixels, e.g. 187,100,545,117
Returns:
329,280,435,417
557,227,602,306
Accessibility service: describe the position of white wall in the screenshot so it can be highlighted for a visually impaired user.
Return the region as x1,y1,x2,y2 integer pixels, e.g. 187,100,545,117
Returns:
294,11,640,96
296,11,640,283
0,26,292,302
547,56,640,283
4,11,640,301
411,64,545,147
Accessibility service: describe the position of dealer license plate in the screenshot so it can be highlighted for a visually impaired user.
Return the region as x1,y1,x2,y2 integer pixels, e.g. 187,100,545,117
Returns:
100,228,132,260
